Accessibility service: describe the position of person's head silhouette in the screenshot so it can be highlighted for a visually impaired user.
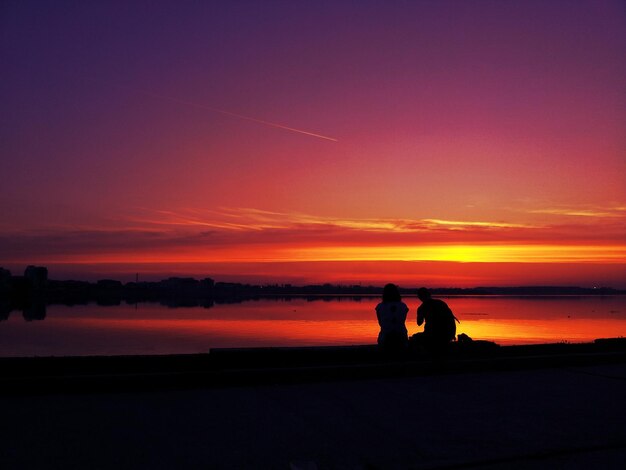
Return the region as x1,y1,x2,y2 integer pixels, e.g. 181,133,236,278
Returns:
417,287,431,302
382,283,401,302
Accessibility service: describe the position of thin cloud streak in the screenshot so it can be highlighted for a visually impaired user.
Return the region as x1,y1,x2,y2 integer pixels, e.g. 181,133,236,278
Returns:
3,206,624,268
422,219,537,229
528,205,626,218
124,208,540,233
139,90,338,142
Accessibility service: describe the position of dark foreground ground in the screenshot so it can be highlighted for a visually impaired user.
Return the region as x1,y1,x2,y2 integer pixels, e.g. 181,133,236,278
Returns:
2,363,625,469
2,340,626,469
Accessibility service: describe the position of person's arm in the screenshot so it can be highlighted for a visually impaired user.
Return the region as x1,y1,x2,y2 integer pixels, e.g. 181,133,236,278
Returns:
401,303,408,322
444,302,460,323
376,305,383,327
417,305,424,326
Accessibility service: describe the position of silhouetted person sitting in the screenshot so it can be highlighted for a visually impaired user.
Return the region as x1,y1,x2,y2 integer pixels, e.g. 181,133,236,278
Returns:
375,283,408,356
413,287,459,354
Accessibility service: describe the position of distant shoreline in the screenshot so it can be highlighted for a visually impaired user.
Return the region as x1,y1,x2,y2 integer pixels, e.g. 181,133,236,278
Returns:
1,265,624,310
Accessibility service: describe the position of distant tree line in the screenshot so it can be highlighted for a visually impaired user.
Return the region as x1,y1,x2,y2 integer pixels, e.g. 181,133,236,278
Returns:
1,264,623,316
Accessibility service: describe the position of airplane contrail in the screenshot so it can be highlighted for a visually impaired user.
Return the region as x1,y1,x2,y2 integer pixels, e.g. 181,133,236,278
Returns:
139,90,338,142
4,59,338,141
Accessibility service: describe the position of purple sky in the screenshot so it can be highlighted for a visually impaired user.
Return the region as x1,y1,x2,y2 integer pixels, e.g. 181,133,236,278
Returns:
1,1,625,286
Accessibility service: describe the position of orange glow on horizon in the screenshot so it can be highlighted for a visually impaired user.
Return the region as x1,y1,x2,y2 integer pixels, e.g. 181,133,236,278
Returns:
24,243,626,265
285,244,626,264
3,206,624,286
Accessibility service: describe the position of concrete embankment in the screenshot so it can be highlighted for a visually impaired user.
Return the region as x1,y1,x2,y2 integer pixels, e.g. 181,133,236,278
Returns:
2,338,625,395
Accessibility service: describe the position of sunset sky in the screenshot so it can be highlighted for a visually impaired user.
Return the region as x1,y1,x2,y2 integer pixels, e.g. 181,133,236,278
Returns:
1,1,625,287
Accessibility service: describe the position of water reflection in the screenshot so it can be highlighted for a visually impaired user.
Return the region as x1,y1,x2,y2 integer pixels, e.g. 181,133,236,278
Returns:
0,295,375,319
0,296,624,357
23,300,46,321
0,300,10,321
0,297,48,321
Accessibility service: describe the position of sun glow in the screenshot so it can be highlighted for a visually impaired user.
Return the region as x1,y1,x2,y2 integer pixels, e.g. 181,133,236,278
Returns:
285,244,626,264
32,242,626,266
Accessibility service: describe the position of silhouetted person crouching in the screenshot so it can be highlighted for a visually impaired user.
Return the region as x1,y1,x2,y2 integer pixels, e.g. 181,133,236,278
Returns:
375,283,408,356
413,287,459,355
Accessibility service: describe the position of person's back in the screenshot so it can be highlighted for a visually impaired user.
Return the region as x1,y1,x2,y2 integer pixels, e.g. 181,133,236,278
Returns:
376,301,409,339
417,297,456,343
376,284,409,354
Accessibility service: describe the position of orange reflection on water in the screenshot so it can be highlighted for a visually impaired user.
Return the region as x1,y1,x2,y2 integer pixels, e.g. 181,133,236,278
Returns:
459,318,626,345
67,317,380,347
1,296,624,356
68,314,625,350
439,296,626,345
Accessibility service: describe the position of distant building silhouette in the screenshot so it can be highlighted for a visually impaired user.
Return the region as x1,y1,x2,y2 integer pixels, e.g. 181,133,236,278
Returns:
24,265,48,290
96,279,123,289
0,267,11,294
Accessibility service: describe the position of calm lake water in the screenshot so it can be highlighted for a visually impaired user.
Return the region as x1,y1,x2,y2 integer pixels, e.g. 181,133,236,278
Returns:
1,296,625,357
